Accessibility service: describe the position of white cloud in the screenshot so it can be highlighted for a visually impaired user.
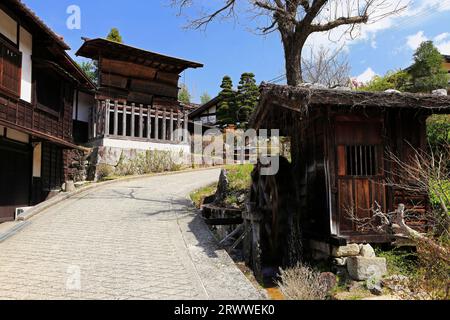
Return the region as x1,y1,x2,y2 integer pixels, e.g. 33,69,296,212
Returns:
404,30,450,55
356,67,377,84
437,42,450,55
434,33,450,43
289,1,450,59
406,31,427,50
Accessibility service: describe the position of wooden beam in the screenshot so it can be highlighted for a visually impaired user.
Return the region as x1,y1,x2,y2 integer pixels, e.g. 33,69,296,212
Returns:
131,103,135,138
105,100,110,137
139,104,144,138
93,100,98,139
154,107,159,140
177,112,182,142
204,218,244,226
113,101,119,136
162,108,167,141
122,102,127,137
184,112,189,143
147,105,151,140
170,109,174,141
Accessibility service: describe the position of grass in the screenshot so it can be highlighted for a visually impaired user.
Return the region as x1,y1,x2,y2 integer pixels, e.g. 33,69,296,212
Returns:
190,164,254,209
375,247,418,277
190,184,217,208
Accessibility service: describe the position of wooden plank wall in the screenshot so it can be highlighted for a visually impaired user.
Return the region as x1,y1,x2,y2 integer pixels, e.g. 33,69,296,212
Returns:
99,57,180,103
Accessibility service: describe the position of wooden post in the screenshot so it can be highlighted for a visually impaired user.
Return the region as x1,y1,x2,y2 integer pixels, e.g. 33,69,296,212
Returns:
147,106,152,140
184,112,189,143
122,102,127,137
113,101,119,136
154,107,159,140
93,100,98,139
105,100,110,137
177,112,182,142
170,109,174,141
139,104,144,138
162,108,167,141
131,103,135,138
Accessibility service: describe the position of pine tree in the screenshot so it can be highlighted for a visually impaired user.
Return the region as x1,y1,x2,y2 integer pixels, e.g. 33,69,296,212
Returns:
107,28,123,43
409,41,448,93
200,92,212,105
217,76,237,125
236,73,259,126
178,84,191,104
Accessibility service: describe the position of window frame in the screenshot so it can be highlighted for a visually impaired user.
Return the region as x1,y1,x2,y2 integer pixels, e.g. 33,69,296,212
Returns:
33,65,64,117
0,36,22,98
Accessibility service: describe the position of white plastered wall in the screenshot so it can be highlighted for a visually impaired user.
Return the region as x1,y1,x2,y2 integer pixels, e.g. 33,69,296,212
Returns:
73,90,95,122
19,27,32,103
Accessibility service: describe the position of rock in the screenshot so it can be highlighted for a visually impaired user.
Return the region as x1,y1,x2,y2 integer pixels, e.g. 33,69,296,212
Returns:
319,272,337,292
381,275,409,292
214,169,229,204
298,82,327,89
333,257,347,266
385,89,401,94
432,89,448,96
347,256,387,281
64,180,76,193
370,285,383,296
333,86,352,91
332,244,360,257
360,244,376,258
366,275,383,295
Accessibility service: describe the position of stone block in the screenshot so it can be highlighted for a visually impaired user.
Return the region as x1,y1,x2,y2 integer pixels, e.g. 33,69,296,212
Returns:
331,243,360,257
333,257,347,266
347,256,387,281
64,181,76,193
360,244,376,258
432,89,448,96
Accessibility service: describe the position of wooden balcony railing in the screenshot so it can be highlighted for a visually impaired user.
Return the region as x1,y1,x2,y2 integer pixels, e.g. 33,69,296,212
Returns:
89,100,189,144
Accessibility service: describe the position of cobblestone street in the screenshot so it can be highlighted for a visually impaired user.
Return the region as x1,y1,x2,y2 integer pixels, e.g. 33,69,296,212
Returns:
0,169,262,300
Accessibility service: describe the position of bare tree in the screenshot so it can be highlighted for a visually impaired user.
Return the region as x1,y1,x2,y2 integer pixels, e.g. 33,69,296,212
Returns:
172,0,407,86
302,45,351,88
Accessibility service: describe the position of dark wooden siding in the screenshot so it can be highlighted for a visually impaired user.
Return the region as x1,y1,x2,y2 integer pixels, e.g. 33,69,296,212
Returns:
31,142,64,204
0,139,31,222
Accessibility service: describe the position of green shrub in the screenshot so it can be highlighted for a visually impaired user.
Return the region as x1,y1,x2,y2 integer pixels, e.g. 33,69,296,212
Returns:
427,115,450,151
375,248,418,277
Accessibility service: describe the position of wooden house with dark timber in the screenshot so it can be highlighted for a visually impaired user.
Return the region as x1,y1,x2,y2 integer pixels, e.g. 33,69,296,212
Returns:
75,38,202,158
245,83,450,279
0,0,96,222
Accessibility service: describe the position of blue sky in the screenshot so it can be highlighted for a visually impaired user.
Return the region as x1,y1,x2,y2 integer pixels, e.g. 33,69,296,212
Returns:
23,0,450,103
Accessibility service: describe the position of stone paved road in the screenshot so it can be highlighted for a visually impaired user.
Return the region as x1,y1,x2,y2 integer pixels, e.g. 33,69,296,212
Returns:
0,169,263,300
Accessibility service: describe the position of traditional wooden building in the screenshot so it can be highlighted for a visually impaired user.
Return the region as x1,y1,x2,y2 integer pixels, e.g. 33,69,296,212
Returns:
189,96,222,127
0,0,95,222
246,83,450,278
444,55,450,89
75,38,203,159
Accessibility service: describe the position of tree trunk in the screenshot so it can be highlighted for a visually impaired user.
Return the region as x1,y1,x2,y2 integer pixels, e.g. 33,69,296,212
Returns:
282,35,306,86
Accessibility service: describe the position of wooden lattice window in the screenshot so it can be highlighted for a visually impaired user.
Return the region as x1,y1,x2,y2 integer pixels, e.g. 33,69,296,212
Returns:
346,145,377,176
0,39,22,97
338,145,378,177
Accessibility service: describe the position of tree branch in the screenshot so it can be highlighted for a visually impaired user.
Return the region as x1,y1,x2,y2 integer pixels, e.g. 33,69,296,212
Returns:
310,15,368,32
